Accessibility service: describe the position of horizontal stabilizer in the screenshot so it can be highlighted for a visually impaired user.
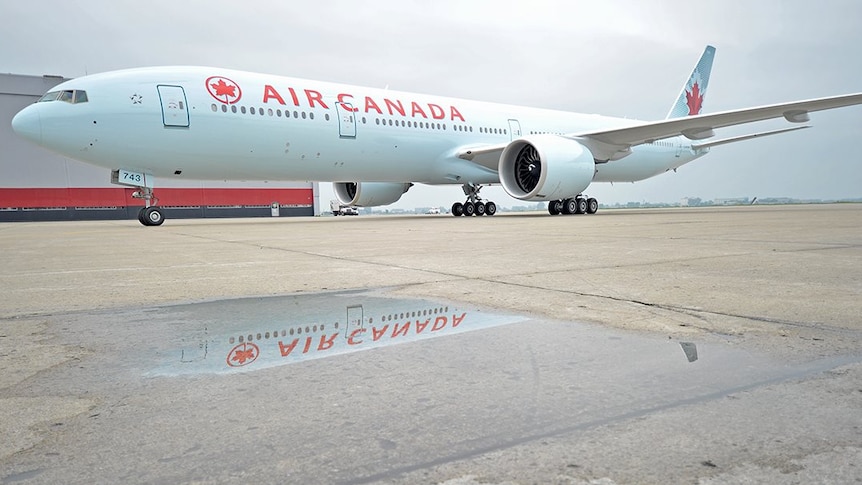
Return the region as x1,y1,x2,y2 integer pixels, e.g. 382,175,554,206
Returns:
691,126,810,150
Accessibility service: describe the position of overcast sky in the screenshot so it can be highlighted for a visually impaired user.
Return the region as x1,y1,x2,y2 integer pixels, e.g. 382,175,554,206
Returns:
4,0,861,207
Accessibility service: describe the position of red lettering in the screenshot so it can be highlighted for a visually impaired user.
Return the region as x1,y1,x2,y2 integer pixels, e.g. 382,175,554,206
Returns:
278,339,299,357
337,93,358,112
302,336,313,354
432,316,447,331
318,333,338,351
263,85,285,105
364,96,382,114
428,104,445,120
371,325,389,342
348,328,365,345
410,102,428,118
415,318,430,334
391,322,410,338
384,98,405,116
287,87,300,107
450,105,465,122
452,312,466,328
305,89,329,109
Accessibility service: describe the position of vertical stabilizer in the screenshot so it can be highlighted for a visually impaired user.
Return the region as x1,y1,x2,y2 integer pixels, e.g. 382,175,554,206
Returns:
666,45,716,119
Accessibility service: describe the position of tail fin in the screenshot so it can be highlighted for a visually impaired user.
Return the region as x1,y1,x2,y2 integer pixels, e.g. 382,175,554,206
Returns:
666,45,716,119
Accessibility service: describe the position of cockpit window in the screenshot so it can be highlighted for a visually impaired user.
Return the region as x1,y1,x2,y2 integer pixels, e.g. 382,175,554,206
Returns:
38,91,60,102
38,90,88,104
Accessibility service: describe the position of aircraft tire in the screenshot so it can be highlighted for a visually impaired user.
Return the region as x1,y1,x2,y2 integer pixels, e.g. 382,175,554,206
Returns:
451,202,464,216
576,198,587,214
463,201,476,217
548,200,561,215
563,198,576,215
484,201,497,216
475,202,486,216
587,198,599,214
142,206,165,226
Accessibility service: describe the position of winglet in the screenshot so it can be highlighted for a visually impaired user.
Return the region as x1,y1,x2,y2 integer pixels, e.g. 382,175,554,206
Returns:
666,45,716,119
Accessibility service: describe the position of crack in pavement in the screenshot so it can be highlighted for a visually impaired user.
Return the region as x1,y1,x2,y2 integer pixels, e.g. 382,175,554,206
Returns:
168,231,860,336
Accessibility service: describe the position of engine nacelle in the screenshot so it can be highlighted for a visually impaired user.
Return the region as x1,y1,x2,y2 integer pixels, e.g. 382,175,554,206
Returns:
333,182,412,207
499,135,596,201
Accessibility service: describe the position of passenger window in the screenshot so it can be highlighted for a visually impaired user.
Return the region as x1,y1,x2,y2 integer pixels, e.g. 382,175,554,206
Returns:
250,107,256,115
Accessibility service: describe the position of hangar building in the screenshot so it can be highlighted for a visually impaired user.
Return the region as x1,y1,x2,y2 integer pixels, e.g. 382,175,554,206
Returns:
1,73,319,222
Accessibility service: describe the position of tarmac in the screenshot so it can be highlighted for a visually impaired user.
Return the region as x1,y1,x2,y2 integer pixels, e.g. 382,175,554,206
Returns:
1,204,860,484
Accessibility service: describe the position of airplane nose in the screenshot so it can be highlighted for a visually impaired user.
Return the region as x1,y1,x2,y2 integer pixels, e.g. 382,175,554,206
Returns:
11,104,42,145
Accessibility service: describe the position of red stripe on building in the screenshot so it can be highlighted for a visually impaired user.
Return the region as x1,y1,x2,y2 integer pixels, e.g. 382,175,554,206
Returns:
0,188,313,208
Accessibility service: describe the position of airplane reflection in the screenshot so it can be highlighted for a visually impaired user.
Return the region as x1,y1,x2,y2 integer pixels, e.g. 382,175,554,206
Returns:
150,291,525,375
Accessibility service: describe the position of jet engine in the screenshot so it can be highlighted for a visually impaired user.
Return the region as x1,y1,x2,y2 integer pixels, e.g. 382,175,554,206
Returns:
499,135,596,201
333,182,413,207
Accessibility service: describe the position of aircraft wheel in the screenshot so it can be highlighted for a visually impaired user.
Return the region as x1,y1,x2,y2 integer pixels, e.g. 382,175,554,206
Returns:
576,198,587,214
563,198,577,215
451,202,464,216
475,201,486,216
463,201,476,216
587,198,599,214
484,201,497,216
141,206,165,226
548,200,561,215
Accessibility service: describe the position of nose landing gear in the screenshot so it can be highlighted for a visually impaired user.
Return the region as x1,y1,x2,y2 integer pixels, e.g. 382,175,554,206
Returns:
112,169,165,226
133,186,164,226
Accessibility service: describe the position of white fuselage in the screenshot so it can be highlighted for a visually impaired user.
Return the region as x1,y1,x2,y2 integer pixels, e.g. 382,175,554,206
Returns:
12,66,705,187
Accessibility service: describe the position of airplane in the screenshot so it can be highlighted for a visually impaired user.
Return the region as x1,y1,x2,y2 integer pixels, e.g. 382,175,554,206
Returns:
11,45,862,226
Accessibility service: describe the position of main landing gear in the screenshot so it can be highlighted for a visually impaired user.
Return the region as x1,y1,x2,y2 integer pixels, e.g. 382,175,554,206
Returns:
548,196,599,216
451,183,497,217
133,186,165,226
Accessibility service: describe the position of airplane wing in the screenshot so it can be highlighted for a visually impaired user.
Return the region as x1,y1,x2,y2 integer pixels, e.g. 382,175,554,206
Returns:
458,92,862,165
575,92,862,160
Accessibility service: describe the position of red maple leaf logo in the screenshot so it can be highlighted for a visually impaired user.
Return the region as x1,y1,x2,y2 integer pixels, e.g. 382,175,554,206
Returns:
211,79,236,98
226,342,259,367
232,347,255,364
206,76,242,104
686,81,704,115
